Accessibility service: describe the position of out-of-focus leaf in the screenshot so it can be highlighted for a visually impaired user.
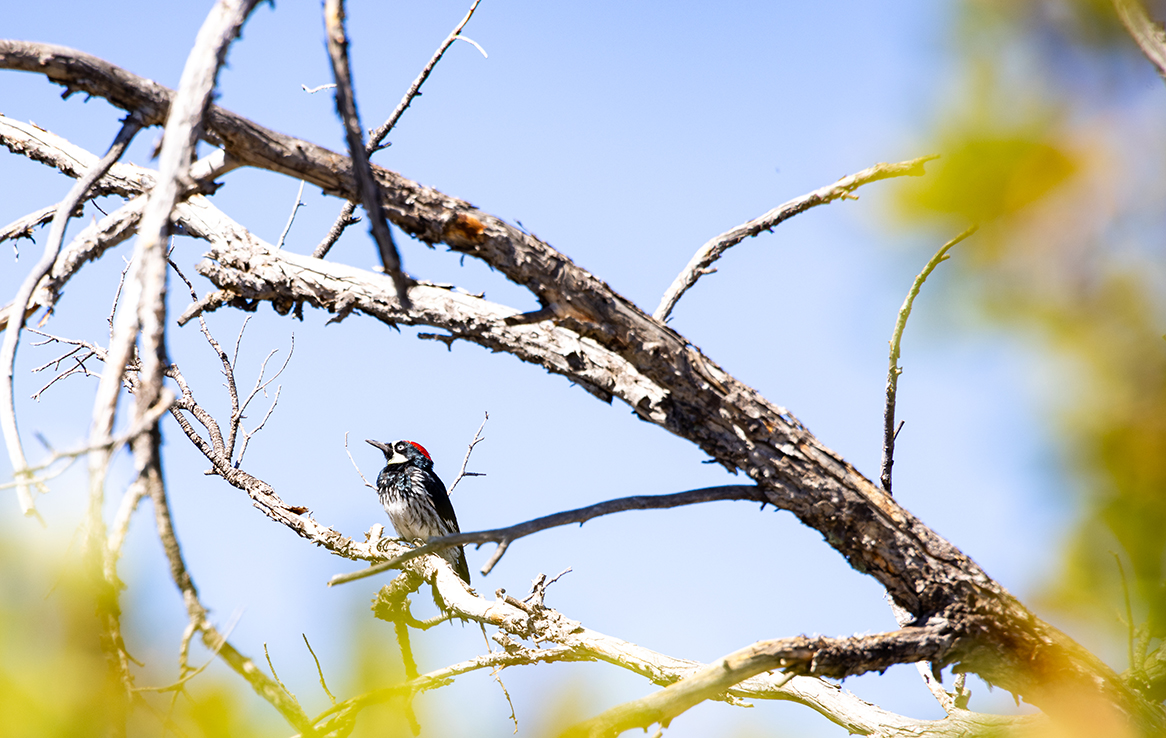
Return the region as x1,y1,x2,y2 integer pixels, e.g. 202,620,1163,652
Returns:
902,133,1076,224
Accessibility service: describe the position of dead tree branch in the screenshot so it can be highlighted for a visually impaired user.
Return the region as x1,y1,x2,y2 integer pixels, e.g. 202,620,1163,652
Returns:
879,226,976,494
329,484,767,585
563,624,955,738
1113,0,1166,80
313,0,484,258
323,0,411,306
0,114,238,333
653,156,939,322
0,113,141,518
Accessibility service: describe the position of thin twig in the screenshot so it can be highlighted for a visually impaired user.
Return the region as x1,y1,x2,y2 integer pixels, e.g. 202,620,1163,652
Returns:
309,645,575,734
313,0,485,259
235,384,281,467
653,156,939,322
303,634,337,705
167,258,242,459
264,643,296,700
328,485,765,585
525,568,572,608
220,330,295,467
345,431,375,489
133,611,243,694
889,599,958,713
276,180,307,249
323,0,412,306
480,623,519,733
452,34,488,59
879,226,977,494
448,411,488,495
0,114,142,519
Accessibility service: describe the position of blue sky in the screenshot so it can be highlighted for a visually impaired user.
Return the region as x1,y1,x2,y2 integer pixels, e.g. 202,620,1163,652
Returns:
1,2,1074,735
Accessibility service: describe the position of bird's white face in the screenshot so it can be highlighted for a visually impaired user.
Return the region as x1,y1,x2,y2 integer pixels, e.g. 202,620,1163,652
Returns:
384,447,410,467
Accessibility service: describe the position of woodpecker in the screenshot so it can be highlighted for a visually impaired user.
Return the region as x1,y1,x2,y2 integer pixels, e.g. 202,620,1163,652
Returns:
366,439,470,584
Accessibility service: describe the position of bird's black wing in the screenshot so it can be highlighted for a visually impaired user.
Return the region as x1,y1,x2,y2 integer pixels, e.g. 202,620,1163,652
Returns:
422,472,471,583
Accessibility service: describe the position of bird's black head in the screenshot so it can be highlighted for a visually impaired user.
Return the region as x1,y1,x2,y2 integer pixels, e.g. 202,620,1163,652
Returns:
366,439,433,471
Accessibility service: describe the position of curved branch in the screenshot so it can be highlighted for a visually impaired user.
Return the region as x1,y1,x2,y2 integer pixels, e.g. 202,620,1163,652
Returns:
653,156,938,322
564,624,954,738
0,114,238,332
1113,0,1166,80
880,226,977,493
329,485,767,586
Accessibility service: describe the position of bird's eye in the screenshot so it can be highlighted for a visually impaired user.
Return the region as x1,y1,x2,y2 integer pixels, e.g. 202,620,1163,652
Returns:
396,442,408,452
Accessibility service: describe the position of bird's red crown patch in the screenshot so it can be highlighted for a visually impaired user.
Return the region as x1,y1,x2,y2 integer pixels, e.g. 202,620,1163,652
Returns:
407,441,431,460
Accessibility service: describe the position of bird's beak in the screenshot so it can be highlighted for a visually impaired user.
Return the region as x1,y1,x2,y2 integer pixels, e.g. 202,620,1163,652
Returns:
366,439,392,454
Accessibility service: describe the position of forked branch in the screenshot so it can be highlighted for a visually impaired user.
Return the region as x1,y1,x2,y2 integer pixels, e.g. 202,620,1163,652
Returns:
323,0,411,305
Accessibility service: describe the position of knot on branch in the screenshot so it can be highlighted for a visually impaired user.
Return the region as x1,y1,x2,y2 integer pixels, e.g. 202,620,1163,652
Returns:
442,211,487,246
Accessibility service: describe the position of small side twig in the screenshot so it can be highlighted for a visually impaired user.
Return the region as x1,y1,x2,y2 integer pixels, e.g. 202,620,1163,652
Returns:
276,179,307,249
323,0,412,307
879,225,976,494
448,411,488,495
264,643,298,705
0,204,56,252
479,623,519,733
345,431,375,489
233,335,293,467
313,0,485,259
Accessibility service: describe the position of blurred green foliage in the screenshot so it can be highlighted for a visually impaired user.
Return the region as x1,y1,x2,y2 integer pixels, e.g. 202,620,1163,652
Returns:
896,0,1166,660
0,532,287,737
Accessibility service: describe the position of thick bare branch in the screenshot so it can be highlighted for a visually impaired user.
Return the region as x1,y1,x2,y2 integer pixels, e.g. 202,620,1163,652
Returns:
654,156,939,322
132,0,261,416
